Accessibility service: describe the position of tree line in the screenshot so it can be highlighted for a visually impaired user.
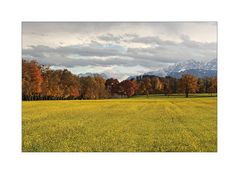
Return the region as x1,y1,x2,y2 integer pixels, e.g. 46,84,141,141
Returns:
22,59,217,100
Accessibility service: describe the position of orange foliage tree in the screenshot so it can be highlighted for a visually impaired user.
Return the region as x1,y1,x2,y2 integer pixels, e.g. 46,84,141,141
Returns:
178,74,198,97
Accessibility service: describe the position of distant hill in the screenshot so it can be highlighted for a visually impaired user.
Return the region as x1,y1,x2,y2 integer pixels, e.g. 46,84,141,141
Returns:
78,72,109,79
168,69,217,78
79,59,217,80
127,58,217,80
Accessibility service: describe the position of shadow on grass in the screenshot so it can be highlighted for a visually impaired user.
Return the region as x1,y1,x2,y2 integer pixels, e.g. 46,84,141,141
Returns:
189,94,217,98
131,94,217,99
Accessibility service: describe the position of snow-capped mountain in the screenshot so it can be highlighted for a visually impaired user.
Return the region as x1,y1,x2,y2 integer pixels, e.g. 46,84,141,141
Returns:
166,58,217,73
128,58,217,79
166,59,205,73
168,69,217,78
204,58,217,70
165,58,217,78
79,59,217,80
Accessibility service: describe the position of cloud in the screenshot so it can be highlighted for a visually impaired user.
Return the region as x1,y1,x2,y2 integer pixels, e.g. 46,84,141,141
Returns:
22,22,217,79
22,33,216,68
22,22,118,35
23,22,217,44
129,35,177,46
98,33,122,42
127,34,216,62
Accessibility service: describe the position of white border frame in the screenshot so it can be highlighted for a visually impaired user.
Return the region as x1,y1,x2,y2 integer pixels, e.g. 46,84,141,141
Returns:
1,0,239,173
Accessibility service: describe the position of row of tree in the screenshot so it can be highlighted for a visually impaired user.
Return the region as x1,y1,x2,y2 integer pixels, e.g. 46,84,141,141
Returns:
22,59,217,100
106,75,217,98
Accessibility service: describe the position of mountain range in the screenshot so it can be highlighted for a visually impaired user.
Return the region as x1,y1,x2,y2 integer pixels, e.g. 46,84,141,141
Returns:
128,58,217,79
79,58,217,80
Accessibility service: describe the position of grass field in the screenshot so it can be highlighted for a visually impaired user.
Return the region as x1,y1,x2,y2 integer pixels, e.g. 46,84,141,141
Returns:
22,94,217,152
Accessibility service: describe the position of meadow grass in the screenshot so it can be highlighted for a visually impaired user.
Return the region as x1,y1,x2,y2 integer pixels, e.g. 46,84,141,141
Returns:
22,94,217,152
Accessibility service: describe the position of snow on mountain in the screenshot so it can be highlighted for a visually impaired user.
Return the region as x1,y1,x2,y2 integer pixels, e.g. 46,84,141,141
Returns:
204,58,217,70
127,58,217,80
167,58,217,73
166,58,217,78
167,59,204,73
168,69,217,78
79,59,217,81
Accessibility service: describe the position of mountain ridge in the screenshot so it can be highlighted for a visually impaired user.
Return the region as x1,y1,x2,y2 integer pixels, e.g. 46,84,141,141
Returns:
128,58,217,80
78,58,217,80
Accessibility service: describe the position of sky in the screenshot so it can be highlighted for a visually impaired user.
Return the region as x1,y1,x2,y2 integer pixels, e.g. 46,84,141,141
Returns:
22,22,217,80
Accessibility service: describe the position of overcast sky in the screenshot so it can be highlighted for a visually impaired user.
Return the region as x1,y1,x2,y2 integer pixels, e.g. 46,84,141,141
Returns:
22,22,217,80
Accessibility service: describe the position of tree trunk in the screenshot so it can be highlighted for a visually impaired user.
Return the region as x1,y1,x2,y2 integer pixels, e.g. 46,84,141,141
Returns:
185,86,189,98
186,92,189,98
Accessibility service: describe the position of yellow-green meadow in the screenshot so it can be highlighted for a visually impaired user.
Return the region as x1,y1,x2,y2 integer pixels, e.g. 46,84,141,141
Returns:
22,94,217,152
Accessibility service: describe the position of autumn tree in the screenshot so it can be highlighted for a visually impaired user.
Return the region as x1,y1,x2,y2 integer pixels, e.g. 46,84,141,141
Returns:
137,81,146,95
118,80,137,97
51,70,65,99
178,74,198,97
80,76,96,99
60,69,80,99
105,78,119,96
131,79,138,94
204,77,211,93
41,66,50,99
22,60,43,100
30,61,43,98
142,77,152,96
94,75,108,99
163,81,172,96
208,77,217,96
79,75,108,99
151,77,163,94
41,69,61,99
197,78,205,93
22,60,31,100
